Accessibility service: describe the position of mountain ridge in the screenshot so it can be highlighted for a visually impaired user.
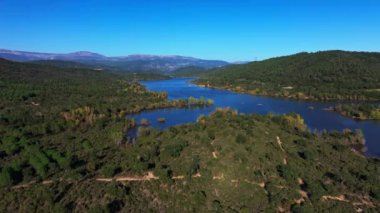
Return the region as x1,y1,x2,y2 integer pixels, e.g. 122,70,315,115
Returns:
0,49,229,72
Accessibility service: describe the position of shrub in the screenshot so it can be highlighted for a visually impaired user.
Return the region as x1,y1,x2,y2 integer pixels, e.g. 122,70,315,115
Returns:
212,200,223,212
207,129,216,140
154,167,173,183
236,133,247,144
307,181,326,201
29,155,48,178
162,140,188,158
0,167,17,187
194,191,207,205
188,155,200,176
46,150,72,169
101,164,120,177
105,183,127,198
1,135,19,155
276,165,297,181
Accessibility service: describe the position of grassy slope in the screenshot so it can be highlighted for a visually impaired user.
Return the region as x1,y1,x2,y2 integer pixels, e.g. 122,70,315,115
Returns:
197,51,380,101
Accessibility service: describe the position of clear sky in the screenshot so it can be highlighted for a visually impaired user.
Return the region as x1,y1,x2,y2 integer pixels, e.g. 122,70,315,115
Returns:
0,0,379,61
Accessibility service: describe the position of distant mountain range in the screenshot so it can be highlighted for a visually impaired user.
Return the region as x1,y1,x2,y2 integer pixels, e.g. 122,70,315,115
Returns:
0,49,229,72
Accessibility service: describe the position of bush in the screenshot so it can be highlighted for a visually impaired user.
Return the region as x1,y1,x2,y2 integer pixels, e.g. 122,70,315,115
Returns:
207,129,216,140
105,183,127,198
0,167,17,187
236,134,247,144
188,155,200,176
307,181,326,201
154,167,173,183
101,164,119,177
291,203,314,213
1,135,19,155
276,165,297,181
46,150,72,169
29,155,48,178
26,145,50,178
212,200,223,212
194,191,207,205
162,140,188,158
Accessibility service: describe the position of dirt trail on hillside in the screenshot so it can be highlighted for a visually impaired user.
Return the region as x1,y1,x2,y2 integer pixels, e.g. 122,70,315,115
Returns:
276,136,285,152
322,195,348,202
96,172,159,182
212,151,218,159
276,136,288,165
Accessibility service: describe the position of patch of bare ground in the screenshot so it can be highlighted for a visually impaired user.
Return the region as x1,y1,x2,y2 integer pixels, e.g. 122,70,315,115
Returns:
212,151,218,159
11,181,37,190
276,136,288,165
321,194,348,202
172,175,184,180
276,136,285,152
321,193,377,210
213,174,224,180
96,171,159,182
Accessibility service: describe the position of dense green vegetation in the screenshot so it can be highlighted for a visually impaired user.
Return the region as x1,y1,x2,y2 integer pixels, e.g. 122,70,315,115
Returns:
30,60,172,80
0,58,209,188
196,51,380,101
171,66,208,77
328,104,380,120
1,109,379,212
0,58,379,212
30,60,97,69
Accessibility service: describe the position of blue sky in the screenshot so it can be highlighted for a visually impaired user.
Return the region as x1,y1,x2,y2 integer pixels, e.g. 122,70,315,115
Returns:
0,0,379,61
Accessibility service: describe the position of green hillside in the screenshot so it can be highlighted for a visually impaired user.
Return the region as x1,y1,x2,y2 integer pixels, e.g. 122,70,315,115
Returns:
329,103,380,120
0,59,204,190
1,109,379,212
30,60,96,69
196,51,380,101
0,59,379,212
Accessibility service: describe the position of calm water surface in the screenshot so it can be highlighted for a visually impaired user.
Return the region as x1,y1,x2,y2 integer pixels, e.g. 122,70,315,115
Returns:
128,78,380,157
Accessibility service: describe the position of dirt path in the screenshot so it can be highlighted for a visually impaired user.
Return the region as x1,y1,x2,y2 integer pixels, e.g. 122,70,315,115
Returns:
276,136,285,152
11,181,37,189
96,172,159,182
212,151,218,159
276,136,288,165
322,195,348,202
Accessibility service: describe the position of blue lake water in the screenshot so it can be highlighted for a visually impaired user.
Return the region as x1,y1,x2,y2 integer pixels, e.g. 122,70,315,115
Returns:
128,78,380,157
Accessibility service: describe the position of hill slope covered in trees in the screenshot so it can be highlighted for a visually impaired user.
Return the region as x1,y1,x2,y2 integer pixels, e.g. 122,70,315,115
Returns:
1,109,379,212
0,58,379,212
0,58,209,190
196,51,380,101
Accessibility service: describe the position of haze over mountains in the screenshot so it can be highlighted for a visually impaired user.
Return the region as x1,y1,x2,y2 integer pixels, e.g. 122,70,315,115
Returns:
0,49,229,72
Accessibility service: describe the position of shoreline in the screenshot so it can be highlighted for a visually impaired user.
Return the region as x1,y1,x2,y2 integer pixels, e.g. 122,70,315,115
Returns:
193,80,380,103
323,107,380,121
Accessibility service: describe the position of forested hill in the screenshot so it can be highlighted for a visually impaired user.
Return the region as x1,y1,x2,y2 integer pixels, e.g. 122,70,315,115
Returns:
0,58,170,81
0,58,112,81
1,57,379,212
197,51,380,101
171,66,208,77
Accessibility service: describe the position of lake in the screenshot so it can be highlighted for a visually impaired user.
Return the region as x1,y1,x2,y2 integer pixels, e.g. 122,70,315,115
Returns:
128,78,380,157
